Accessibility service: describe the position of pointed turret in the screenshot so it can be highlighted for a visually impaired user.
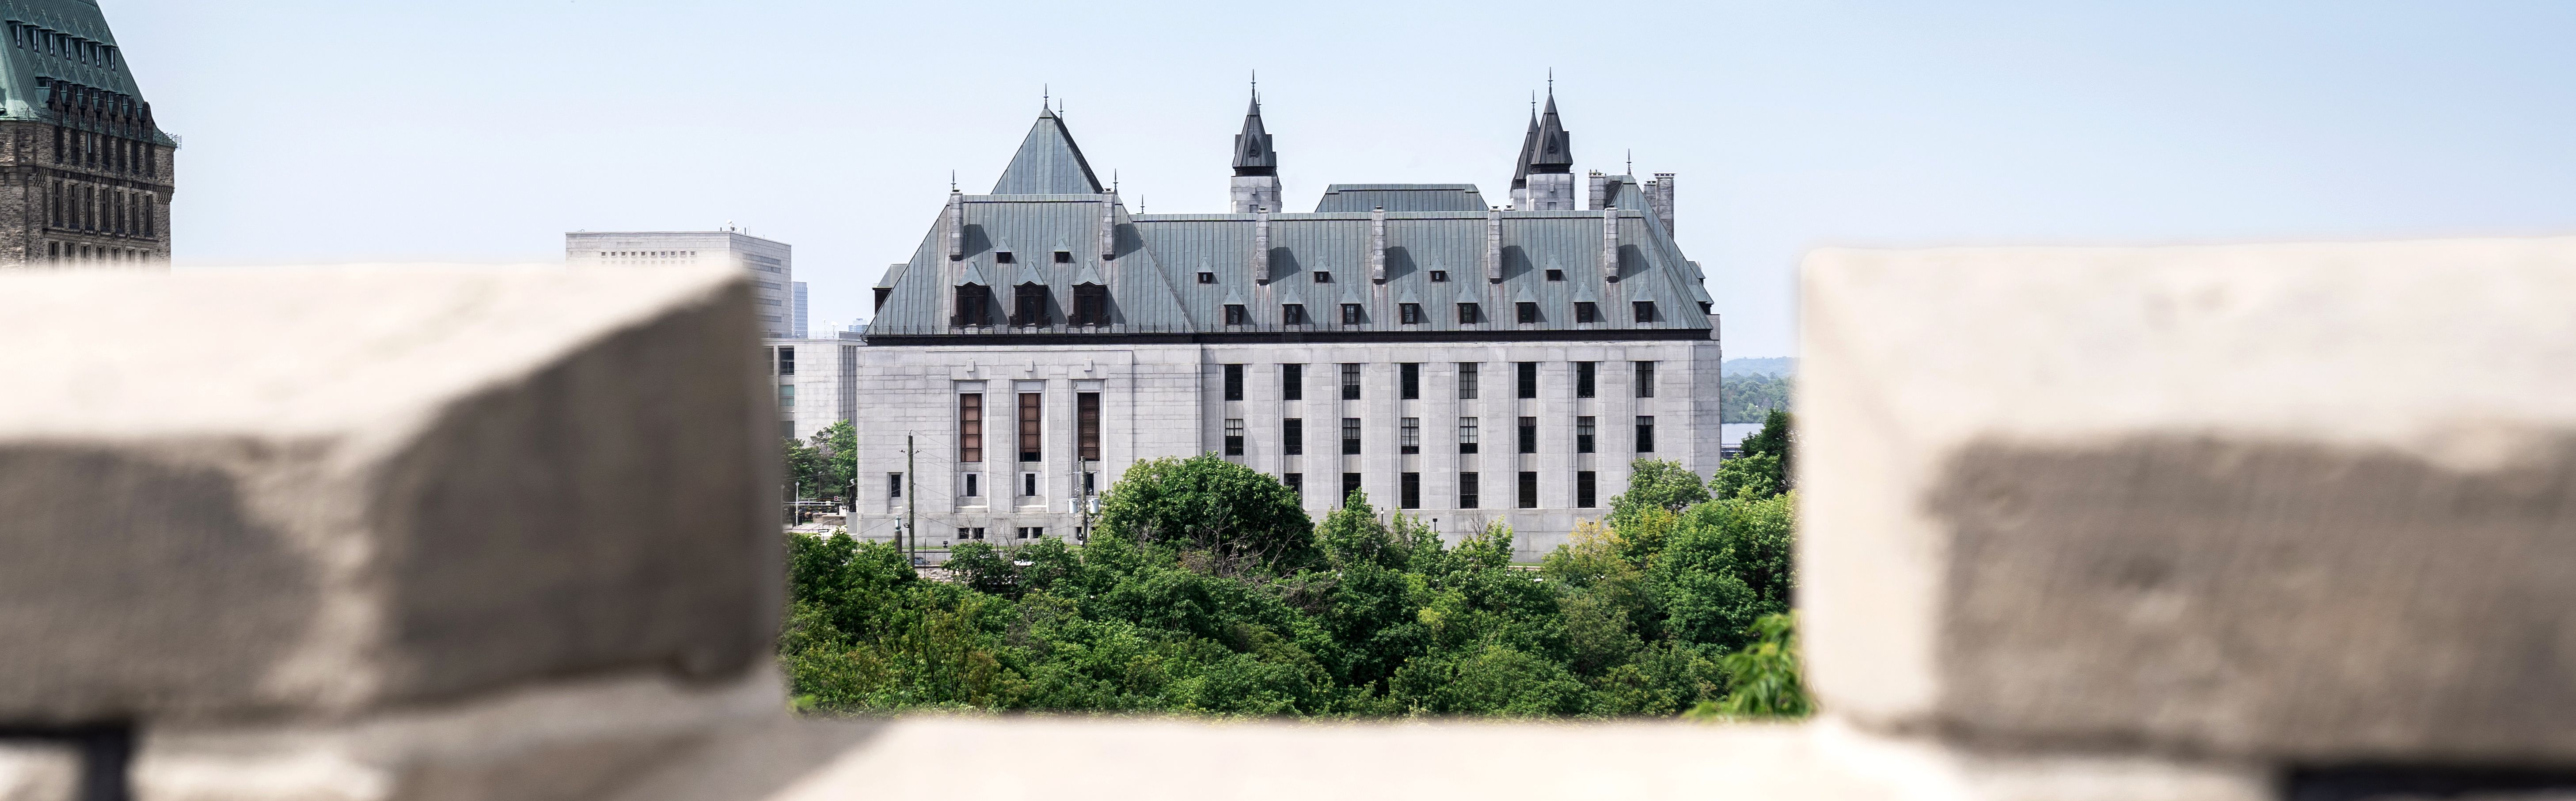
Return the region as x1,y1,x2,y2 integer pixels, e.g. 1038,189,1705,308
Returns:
1523,90,1577,210
1229,87,1284,213
1508,105,1539,209
992,104,1105,195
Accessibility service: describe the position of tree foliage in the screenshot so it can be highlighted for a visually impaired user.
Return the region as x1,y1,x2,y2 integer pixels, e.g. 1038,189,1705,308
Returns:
781,447,1807,719
1721,373,1791,424
785,420,858,505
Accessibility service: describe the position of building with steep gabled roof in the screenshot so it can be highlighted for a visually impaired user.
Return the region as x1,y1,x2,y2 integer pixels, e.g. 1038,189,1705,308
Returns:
0,0,179,267
852,90,1720,562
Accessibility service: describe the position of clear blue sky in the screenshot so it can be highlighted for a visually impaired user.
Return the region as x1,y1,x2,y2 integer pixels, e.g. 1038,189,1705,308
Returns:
116,0,2576,358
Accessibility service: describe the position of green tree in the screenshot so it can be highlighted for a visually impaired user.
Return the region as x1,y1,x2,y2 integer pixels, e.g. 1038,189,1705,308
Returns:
1721,373,1792,423
1698,613,1811,719
810,420,857,504
1653,493,1796,651
1608,459,1710,540
1711,409,1792,500
1095,455,1317,575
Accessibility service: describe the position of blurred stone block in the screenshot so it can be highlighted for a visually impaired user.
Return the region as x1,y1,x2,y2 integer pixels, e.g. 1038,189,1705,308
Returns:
1799,237,2576,762
0,267,781,724
0,743,78,801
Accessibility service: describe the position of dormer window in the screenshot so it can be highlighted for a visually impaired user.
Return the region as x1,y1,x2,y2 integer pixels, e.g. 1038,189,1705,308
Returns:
1574,302,1599,323
1341,304,1363,325
1457,303,1481,324
1399,304,1423,324
995,251,1015,264
954,285,993,326
1225,304,1248,325
1072,285,1109,326
1700,301,1714,314
1633,301,1658,323
1429,270,1449,282
1313,271,1332,284
1283,304,1309,325
1516,302,1539,323
1013,283,1049,326
1198,271,1215,284
874,287,893,312
1053,251,1073,264
1545,269,1565,281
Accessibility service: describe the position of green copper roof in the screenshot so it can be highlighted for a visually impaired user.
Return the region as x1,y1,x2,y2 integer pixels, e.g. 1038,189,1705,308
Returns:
992,108,1102,195
0,0,170,144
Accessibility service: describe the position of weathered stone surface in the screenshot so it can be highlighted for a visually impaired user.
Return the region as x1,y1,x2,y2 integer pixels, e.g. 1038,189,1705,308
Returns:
133,666,786,801
0,267,781,724
1799,237,2576,761
0,743,77,801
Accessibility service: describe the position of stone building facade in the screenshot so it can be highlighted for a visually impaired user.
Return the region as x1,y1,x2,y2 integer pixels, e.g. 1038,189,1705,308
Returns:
763,334,862,444
854,91,1721,560
565,229,795,337
0,0,179,268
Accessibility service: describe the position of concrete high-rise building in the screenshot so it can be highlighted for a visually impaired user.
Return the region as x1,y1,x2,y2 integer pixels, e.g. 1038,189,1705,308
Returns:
851,91,1716,560
0,0,179,268
792,281,809,338
564,229,793,337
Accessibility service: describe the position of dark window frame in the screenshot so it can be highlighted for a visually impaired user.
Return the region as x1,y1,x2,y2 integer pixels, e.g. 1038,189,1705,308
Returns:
1284,418,1304,456
1636,415,1657,453
1576,362,1596,398
1223,364,1245,401
1341,417,1362,455
1399,363,1420,399
1517,416,1538,454
1516,361,1539,399
1283,364,1304,400
1517,471,1539,509
1459,472,1481,509
1341,363,1362,400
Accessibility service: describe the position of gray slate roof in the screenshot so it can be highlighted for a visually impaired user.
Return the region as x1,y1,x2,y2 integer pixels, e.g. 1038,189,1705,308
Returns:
991,109,1102,194
1314,184,1488,213
868,110,1711,341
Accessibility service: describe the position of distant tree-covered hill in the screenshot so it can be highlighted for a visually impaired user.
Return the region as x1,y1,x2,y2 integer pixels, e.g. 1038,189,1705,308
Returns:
1724,372,1790,423
1722,357,1796,378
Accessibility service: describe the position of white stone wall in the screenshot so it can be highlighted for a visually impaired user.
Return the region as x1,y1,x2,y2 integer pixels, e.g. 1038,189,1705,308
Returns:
764,337,861,444
852,337,1722,561
567,231,794,337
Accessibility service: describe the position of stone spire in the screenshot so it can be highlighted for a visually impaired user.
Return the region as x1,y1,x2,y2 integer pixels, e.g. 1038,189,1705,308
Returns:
1523,89,1577,210
1229,84,1283,213
1508,102,1539,209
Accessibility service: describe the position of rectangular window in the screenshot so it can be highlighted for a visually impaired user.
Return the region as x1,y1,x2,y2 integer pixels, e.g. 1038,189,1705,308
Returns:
1516,302,1539,323
1634,361,1657,397
1342,418,1362,455
1018,392,1042,462
1283,364,1304,400
965,473,981,497
1284,472,1304,501
1022,473,1038,497
1341,472,1362,505
1458,363,1480,399
1517,362,1539,399
1518,471,1539,509
1576,362,1597,398
1636,416,1657,452
957,527,971,542
1459,472,1481,509
1197,271,1215,284
1284,304,1307,325
958,394,984,463
1224,418,1245,456
1055,250,1073,263
1459,417,1481,453
1577,416,1596,453
1223,364,1245,401
1018,526,1041,540
1073,285,1109,326
1013,285,1047,325
1577,471,1597,508
1518,416,1538,454
1284,418,1304,456
888,473,903,498
779,384,796,414
1225,304,1248,325
1077,392,1101,461
1574,302,1599,323
1401,472,1421,509
955,285,992,326
1341,363,1361,400
1083,471,1098,495
1457,303,1481,324
1341,304,1362,324
1545,268,1565,281
1401,418,1421,454
1315,271,1334,283
1399,304,1422,324
777,346,796,376
1633,300,1657,323
1429,270,1449,282
1399,363,1420,399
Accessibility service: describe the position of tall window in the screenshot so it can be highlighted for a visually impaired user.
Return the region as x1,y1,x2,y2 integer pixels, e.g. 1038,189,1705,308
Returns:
1577,417,1596,453
958,394,984,463
1223,364,1245,401
1283,304,1308,325
1635,416,1657,452
889,473,904,498
1633,301,1657,323
779,384,795,414
1459,472,1480,509
1401,472,1421,509
1342,418,1362,455
1458,418,1480,454
1284,418,1304,456
1013,284,1047,325
1341,363,1361,400
1401,418,1421,454
1457,303,1481,324
1399,363,1420,399
1018,393,1042,461
1341,473,1362,505
1225,418,1246,456
1634,361,1657,397
955,285,991,326
1518,416,1538,454
1073,285,1109,325
965,475,980,497
776,346,797,376
1517,362,1539,399
1283,364,1304,400
1284,473,1304,502
1458,363,1480,399
1577,471,1598,508
1518,471,1539,509
1022,475,1038,498
1575,362,1596,398
1077,392,1101,461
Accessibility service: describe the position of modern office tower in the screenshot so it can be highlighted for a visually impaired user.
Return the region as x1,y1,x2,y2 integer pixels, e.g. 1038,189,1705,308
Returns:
564,228,793,338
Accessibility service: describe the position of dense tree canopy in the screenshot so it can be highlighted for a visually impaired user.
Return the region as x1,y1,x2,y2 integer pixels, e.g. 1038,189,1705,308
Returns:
781,449,1809,718
1721,373,1791,423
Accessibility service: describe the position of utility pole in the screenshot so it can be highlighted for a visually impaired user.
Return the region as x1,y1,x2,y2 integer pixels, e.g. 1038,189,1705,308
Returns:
905,434,918,564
